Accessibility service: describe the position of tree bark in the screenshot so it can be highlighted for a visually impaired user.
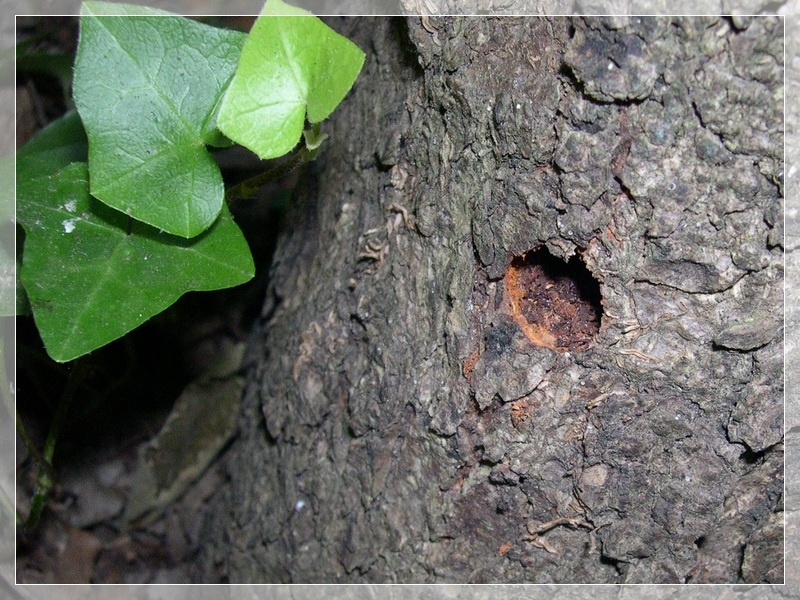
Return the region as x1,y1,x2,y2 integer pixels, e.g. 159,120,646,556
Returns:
199,15,784,584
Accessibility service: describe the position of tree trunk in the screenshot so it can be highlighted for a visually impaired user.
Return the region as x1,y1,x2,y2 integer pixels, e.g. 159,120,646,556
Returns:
198,15,784,584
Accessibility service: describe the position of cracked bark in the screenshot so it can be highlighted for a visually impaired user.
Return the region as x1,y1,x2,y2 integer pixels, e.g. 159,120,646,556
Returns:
198,16,783,583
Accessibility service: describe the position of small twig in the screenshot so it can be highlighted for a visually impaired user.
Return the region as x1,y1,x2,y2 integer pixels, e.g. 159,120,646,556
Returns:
524,516,594,557
618,348,657,361
526,516,593,537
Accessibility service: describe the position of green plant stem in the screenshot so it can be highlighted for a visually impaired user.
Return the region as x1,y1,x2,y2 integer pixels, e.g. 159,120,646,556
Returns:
226,143,318,204
18,358,88,531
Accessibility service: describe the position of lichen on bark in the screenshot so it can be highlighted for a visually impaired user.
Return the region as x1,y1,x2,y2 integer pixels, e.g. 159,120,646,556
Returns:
199,16,783,584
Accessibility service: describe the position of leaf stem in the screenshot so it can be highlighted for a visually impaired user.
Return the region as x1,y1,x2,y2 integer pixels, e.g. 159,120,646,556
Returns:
18,358,88,531
226,128,324,204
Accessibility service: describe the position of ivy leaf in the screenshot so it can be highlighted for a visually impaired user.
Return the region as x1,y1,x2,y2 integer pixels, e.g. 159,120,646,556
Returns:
17,162,254,363
15,110,88,183
217,0,365,159
73,1,246,238
13,111,88,317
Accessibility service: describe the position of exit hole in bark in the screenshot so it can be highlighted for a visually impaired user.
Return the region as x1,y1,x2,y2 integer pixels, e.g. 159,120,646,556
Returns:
505,247,602,352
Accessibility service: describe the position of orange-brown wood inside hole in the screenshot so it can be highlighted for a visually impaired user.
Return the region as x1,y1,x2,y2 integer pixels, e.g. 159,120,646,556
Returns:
504,247,601,352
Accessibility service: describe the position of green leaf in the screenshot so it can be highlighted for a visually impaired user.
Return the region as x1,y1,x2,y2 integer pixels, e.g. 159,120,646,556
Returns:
17,162,254,362
217,0,365,160
14,111,88,317
73,2,178,16
15,111,88,183
73,2,246,238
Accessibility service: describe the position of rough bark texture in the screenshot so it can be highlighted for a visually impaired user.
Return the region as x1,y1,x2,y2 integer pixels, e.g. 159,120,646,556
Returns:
199,16,783,584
